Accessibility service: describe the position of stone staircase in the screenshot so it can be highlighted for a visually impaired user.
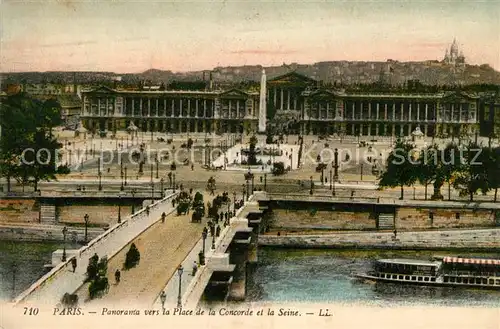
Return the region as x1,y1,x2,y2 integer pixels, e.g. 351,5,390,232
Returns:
378,213,395,229
39,204,57,224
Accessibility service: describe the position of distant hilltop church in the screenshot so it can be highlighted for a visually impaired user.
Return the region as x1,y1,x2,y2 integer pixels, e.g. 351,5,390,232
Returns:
442,38,466,66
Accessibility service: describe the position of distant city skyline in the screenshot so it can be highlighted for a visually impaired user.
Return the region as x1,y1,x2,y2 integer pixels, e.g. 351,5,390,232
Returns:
1,1,499,73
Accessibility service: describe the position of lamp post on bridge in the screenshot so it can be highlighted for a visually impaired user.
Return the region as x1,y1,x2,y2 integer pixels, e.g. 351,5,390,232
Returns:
233,191,236,212
242,184,246,203
62,226,68,262
124,166,128,186
160,178,164,198
201,229,207,266
83,214,89,244
177,265,184,308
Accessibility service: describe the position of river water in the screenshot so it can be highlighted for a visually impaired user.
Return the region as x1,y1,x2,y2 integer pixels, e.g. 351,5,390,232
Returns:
1,241,500,307
0,240,80,301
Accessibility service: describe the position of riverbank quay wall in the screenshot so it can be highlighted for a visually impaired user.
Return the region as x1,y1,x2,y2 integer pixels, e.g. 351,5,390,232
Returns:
0,193,153,225
258,228,500,251
12,191,179,306
0,223,103,242
256,193,500,231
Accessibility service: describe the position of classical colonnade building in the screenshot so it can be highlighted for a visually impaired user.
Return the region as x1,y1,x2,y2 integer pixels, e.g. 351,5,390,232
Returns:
81,72,491,137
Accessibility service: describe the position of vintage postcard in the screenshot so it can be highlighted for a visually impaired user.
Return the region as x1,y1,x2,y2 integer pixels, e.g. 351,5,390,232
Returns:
1,1,499,328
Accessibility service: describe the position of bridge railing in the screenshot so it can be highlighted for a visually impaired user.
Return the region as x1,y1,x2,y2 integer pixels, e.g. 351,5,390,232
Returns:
13,191,179,305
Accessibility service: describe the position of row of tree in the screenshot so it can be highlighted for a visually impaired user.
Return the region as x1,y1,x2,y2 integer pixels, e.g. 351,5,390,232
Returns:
0,93,69,192
379,139,500,201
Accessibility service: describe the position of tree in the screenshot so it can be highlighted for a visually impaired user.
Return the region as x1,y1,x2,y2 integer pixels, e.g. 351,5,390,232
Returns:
272,162,286,176
429,142,461,200
124,243,140,270
0,93,66,192
416,145,439,200
378,139,417,199
486,147,500,202
452,142,489,201
265,133,274,144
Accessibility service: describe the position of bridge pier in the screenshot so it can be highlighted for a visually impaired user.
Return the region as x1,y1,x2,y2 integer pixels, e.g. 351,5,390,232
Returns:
227,231,251,301
247,212,262,263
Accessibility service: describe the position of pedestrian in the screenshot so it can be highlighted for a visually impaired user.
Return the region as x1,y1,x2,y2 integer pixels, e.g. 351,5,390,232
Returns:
192,261,198,276
224,212,228,221
210,224,215,237
216,225,221,237
115,269,121,284
71,258,77,273
146,205,150,216
393,229,397,238
161,212,166,223
191,164,194,171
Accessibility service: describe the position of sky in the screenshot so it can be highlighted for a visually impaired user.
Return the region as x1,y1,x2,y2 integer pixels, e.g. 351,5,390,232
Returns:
1,0,499,73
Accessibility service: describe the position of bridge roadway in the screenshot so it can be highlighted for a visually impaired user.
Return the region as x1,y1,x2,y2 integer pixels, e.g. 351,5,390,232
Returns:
13,190,180,307
75,190,214,307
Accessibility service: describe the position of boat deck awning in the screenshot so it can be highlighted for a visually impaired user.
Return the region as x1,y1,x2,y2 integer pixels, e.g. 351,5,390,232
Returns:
443,257,500,266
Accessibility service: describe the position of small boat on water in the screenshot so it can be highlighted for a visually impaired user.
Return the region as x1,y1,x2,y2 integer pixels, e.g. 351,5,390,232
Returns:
354,257,500,290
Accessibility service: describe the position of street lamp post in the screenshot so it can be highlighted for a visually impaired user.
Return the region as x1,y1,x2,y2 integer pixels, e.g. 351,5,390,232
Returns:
151,181,155,202
62,226,68,262
173,173,176,192
124,166,128,186
131,189,136,214
98,172,102,191
177,265,184,308
310,176,313,195
84,214,89,244
118,195,122,223
233,192,236,212
201,230,207,265
211,233,215,249
329,169,332,190
120,161,124,191
334,148,339,180
160,178,164,198
156,157,159,179
242,184,246,202
264,173,267,191
360,163,364,181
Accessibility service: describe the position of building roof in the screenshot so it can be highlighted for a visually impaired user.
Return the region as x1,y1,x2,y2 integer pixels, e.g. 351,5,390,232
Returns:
56,94,82,108
377,259,440,267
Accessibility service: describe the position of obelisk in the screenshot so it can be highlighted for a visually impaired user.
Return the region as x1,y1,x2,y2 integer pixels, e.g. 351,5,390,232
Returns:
258,69,267,133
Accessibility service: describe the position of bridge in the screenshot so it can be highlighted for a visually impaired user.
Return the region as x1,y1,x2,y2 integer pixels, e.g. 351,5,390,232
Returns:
12,190,268,308
13,190,179,306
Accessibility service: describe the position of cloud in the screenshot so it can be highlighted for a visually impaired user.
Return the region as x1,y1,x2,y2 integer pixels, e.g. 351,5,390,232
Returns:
414,42,448,49
230,49,299,55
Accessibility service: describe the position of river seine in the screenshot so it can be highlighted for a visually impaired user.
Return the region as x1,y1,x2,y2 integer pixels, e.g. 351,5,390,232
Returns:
246,248,500,307
1,241,500,307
